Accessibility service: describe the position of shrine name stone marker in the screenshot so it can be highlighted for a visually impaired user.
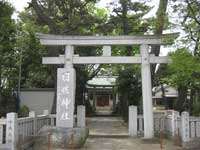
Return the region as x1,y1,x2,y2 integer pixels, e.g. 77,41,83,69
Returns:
57,67,76,127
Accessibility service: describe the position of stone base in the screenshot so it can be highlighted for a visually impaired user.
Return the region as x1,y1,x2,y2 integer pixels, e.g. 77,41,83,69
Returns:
34,126,89,150
182,138,200,149
141,137,160,144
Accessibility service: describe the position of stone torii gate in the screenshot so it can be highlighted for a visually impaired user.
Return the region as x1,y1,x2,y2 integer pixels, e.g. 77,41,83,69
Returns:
37,33,176,139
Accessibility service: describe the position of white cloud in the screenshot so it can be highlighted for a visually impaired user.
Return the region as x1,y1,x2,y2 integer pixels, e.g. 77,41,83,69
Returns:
8,0,30,11
8,0,31,19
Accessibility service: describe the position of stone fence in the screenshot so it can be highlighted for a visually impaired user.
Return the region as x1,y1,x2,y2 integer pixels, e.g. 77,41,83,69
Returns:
0,110,55,150
0,105,85,150
129,106,200,149
1,105,200,149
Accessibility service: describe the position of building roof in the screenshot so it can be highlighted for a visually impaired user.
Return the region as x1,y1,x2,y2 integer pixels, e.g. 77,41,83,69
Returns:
86,76,117,89
153,84,178,98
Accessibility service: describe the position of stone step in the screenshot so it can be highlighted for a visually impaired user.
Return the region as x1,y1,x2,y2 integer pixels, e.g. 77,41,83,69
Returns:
89,134,129,138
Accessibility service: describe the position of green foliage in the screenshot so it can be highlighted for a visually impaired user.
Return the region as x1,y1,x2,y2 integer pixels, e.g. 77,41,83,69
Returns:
17,10,52,88
105,0,152,118
172,0,200,56
30,0,104,34
192,98,200,116
165,48,200,88
0,0,17,95
27,0,110,107
117,65,142,106
109,0,152,35
18,105,29,117
153,0,169,34
160,48,200,112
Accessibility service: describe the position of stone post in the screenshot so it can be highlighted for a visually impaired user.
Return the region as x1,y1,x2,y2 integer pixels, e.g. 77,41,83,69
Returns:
140,44,154,138
93,87,96,110
0,118,3,144
181,111,190,142
129,105,137,136
43,110,49,116
77,105,86,127
116,92,119,105
43,110,49,126
103,46,111,56
109,94,113,109
113,89,116,111
171,110,179,137
6,113,18,150
29,111,36,134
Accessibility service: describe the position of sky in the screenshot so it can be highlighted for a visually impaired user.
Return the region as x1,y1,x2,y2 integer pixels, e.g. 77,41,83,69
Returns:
7,0,178,56
8,0,31,12
8,0,160,19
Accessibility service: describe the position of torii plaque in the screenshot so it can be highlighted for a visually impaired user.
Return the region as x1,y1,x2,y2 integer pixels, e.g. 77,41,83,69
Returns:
37,33,177,138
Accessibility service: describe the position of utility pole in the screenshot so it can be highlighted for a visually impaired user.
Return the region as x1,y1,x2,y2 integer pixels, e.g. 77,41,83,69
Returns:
17,37,23,111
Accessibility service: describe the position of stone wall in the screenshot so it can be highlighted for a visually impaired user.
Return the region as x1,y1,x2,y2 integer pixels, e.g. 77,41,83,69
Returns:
20,89,54,115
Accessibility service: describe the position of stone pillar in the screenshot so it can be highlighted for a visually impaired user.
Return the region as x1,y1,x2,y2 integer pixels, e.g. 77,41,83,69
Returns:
140,44,154,138
56,45,76,128
43,110,49,116
0,121,3,144
181,111,190,142
6,113,18,150
172,110,179,137
93,87,96,110
88,91,93,107
77,105,86,127
103,46,111,56
113,88,116,111
109,93,113,109
29,111,36,134
116,92,119,104
129,106,137,136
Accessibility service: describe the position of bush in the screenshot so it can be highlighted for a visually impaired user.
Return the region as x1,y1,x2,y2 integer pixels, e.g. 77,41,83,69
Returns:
18,105,29,117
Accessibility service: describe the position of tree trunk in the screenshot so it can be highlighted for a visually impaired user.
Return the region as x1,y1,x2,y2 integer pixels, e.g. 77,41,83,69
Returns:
121,0,129,35
151,0,168,85
161,83,168,109
189,88,195,114
175,86,188,112
121,93,128,122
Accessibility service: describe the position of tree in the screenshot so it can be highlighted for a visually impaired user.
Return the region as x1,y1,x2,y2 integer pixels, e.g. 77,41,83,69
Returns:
108,0,151,119
28,0,108,113
117,65,142,118
0,0,16,90
110,0,151,55
163,48,200,112
0,0,17,114
172,0,200,56
30,0,102,34
164,0,200,114
17,10,52,88
151,0,169,82
0,1,16,95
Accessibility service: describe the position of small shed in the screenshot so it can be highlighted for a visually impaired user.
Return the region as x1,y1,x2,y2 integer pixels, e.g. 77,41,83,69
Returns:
152,85,178,109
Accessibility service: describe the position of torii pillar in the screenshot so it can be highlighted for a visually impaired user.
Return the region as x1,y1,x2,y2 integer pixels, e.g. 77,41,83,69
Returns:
141,44,154,138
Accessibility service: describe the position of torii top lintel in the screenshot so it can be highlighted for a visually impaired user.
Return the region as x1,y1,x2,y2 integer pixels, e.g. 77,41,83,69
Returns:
36,33,179,46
